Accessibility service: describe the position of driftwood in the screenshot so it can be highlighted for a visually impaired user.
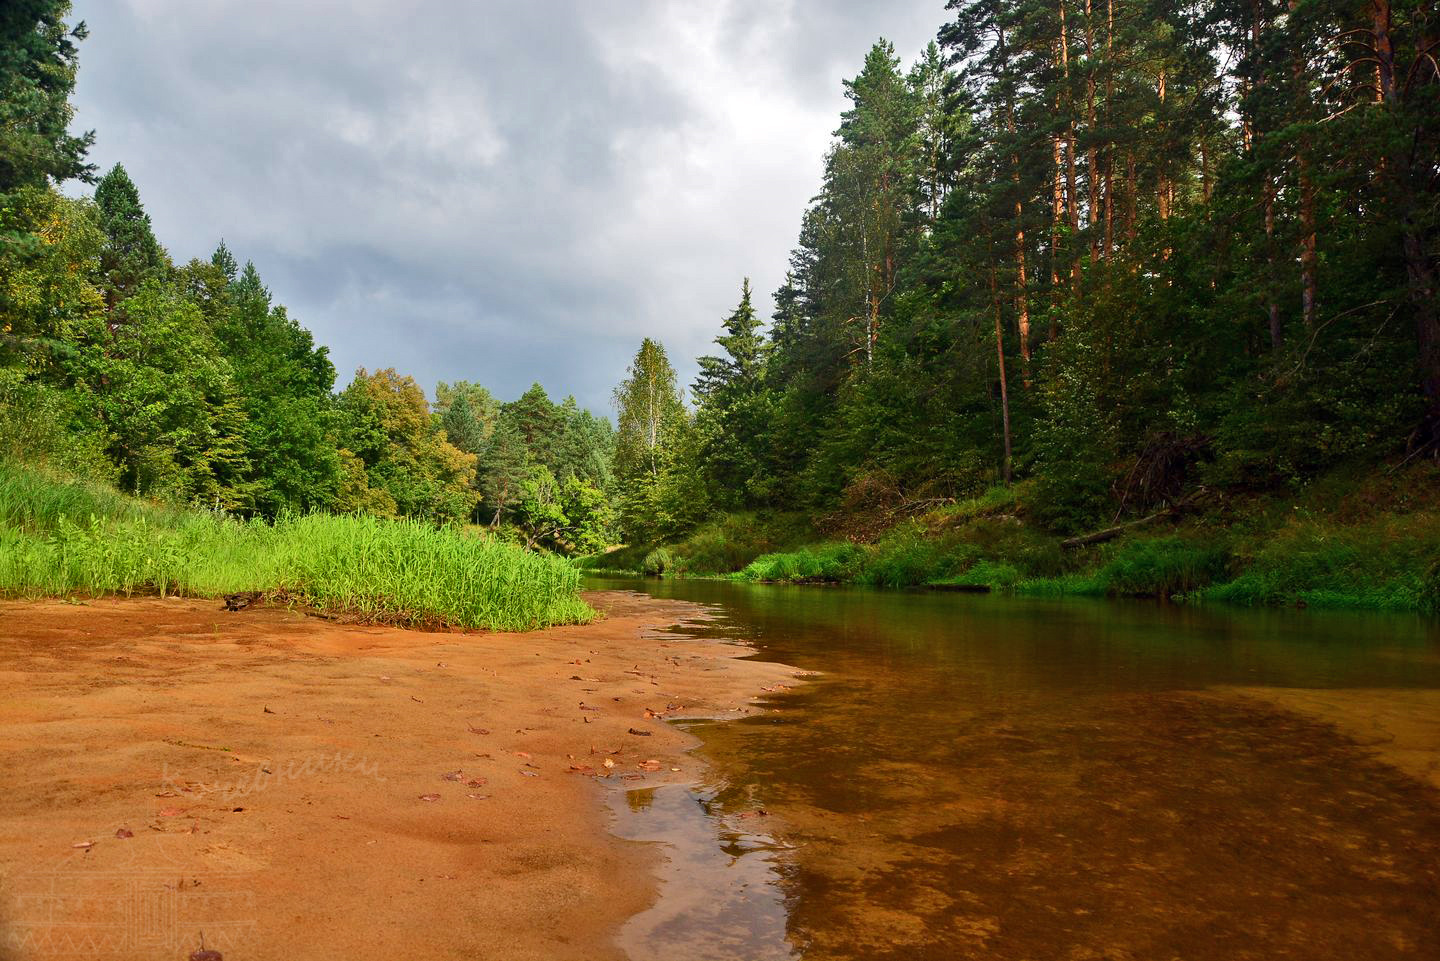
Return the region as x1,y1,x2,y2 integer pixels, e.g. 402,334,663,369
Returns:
1061,488,1207,550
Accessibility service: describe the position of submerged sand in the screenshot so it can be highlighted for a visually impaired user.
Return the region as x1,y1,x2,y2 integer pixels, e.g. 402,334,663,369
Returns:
0,591,801,960
1212,686,1440,790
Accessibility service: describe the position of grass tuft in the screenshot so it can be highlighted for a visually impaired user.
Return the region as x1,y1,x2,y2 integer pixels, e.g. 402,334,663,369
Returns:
0,461,592,631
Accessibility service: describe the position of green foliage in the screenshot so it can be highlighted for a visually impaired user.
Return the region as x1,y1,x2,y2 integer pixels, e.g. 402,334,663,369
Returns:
94,163,165,300
434,380,499,444
613,338,705,543
1093,537,1231,598
694,279,775,507
663,1,1440,559
0,461,591,630
509,466,612,554
737,542,866,583
641,547,674,576
0,185,106,369
440,392,487,456
1200,515,1440,612
95,282,251,505
0,368,113,481
334,368,476,524
0,1,94,191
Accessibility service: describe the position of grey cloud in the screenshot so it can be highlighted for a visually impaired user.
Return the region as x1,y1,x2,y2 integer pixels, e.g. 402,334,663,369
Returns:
67,0,948,413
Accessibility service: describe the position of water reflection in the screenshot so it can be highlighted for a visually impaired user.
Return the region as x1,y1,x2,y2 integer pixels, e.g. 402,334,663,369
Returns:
593,578,1440,961
610,781,797,961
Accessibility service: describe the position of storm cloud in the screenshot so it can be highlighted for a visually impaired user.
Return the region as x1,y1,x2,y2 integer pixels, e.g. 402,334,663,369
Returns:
66,1,948,413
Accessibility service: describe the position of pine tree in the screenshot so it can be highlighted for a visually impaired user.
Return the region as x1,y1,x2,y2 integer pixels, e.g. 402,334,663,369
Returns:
94,163,165,305
480,414,530,526
694,279,774,507
0,0,94,191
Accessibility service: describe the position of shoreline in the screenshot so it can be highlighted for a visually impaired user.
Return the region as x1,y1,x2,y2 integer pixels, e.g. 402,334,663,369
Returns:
0,590,804,961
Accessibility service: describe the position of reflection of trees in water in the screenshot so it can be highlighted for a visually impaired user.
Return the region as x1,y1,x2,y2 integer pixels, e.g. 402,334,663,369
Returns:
633,580,1440,961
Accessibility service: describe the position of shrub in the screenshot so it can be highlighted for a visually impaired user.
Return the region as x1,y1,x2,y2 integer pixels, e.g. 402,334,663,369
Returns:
642,547,674,576
1200,515,1439,612
1095,536,1231,597
736,542,865,583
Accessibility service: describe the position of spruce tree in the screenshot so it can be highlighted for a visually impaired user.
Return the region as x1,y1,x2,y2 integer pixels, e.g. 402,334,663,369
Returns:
94,163,164,303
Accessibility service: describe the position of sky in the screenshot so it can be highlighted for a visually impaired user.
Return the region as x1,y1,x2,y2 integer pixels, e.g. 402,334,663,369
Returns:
66,0,950,415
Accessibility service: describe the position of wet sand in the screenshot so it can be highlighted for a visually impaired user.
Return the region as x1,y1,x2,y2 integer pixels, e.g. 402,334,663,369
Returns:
0,591,801,961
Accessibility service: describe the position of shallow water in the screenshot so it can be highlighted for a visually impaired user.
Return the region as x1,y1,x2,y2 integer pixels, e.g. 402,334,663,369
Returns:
590,577,1440,961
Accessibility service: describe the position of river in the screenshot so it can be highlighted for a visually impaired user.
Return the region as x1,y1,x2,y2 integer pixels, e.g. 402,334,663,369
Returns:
587,576,1440,961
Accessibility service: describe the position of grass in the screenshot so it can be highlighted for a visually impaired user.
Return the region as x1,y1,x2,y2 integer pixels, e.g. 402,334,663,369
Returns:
1197,514,1440,612
576,467,1440,615
0,461,592,630
736,542,866,583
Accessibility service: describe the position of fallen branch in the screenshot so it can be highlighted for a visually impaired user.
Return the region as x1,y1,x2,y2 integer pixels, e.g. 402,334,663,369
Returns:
1061,488,1207,550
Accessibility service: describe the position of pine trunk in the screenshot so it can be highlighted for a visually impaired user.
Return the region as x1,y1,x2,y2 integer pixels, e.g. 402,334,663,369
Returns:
989,266,1014,483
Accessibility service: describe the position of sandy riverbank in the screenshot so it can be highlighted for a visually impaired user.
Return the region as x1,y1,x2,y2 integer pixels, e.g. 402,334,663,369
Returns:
0,591,802,960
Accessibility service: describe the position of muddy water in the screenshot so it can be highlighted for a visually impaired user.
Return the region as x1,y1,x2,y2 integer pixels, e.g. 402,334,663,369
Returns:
589,577,1440,961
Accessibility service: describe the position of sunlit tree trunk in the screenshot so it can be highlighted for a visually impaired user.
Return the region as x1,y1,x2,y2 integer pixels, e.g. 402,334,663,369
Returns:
989,265,1013,483
1000,25,1032,383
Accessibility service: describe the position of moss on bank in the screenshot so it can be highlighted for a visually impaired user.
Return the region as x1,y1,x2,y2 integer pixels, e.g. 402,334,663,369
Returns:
0,461,593,630
578,467,1440,615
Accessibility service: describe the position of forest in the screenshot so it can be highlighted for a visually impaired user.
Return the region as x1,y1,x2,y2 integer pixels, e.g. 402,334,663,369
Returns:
2,0,1438,614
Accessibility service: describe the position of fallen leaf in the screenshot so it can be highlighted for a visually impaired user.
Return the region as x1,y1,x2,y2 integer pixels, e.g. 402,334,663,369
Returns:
738,809,770,819
115,828,134,839
158,807,183,817
262,706,275,714
638,760,663,772
410,696,424,703
567,765,595,774
514,751,531,759
72,841,94,849
627,728,652,736
468,727,490,735
520,771,540,778
643,709,664,719
602,758,616,769
578,702,601,712
441,770,464,781
333,814,351,820
418,794,441,802
466,793,490,800
466,777,487,787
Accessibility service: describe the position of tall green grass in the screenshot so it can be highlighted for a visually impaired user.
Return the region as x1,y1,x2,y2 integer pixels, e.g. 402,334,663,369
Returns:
0,461,592,630
736,542,866,583
1198,516,1440,613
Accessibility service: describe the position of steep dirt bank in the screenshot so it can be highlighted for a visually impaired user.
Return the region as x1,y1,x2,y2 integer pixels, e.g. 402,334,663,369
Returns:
0,591,802,961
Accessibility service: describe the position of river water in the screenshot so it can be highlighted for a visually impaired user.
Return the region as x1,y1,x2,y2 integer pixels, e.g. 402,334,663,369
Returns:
587,576,1440,961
